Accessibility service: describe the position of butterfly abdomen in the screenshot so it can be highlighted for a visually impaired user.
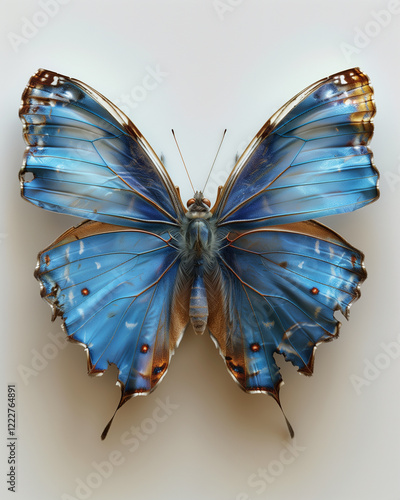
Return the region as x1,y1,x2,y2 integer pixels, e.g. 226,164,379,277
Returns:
189,268,208,335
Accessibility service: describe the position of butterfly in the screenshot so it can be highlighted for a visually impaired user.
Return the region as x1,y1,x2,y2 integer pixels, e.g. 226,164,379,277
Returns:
19,67,379,439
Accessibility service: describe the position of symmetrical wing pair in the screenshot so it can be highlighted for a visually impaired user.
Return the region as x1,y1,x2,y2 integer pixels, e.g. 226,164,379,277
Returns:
19,68,379,437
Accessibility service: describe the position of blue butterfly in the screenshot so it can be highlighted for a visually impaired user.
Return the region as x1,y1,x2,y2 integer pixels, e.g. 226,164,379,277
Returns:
19,68,379,439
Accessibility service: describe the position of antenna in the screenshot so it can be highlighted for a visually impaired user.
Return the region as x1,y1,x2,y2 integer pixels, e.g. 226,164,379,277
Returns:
171,129,194,193
203,129,227,193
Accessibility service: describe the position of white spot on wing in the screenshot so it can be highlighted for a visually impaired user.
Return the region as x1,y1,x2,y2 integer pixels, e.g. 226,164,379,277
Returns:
125,321,138,330
63,266,71,283
95,261,101,270
263,320,275,328
314,241,320,254
79,241,84,255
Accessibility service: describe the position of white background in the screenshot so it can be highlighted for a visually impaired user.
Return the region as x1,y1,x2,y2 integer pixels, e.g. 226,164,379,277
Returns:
1,1,399,499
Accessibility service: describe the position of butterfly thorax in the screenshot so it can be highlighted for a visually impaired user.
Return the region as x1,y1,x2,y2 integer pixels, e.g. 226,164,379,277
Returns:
182,191,216,262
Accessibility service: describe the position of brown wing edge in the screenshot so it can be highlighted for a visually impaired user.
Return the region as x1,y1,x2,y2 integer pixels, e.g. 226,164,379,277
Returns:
211,67,379,219
19,68,187,220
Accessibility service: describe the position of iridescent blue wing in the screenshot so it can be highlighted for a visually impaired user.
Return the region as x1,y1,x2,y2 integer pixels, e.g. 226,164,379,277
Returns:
35,220,189,437
212,68,379,227
19,69,185,227
208,221,366,405
19,69,190,437
207,68,378,431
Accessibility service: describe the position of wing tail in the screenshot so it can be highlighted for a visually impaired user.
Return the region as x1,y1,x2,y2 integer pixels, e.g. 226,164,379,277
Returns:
36,220,189,437
208,220,367,433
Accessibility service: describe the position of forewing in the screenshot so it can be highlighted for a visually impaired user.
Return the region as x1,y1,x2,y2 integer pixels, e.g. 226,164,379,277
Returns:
213,68,378,227
36,220,189,406
20,69,185,227
208,221,366,399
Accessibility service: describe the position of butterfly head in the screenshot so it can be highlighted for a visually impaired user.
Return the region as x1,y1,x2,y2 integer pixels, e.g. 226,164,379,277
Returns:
186,191,212,219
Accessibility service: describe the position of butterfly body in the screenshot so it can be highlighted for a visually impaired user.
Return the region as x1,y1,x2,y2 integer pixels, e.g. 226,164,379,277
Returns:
179,191,219,335
19,68,379,437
